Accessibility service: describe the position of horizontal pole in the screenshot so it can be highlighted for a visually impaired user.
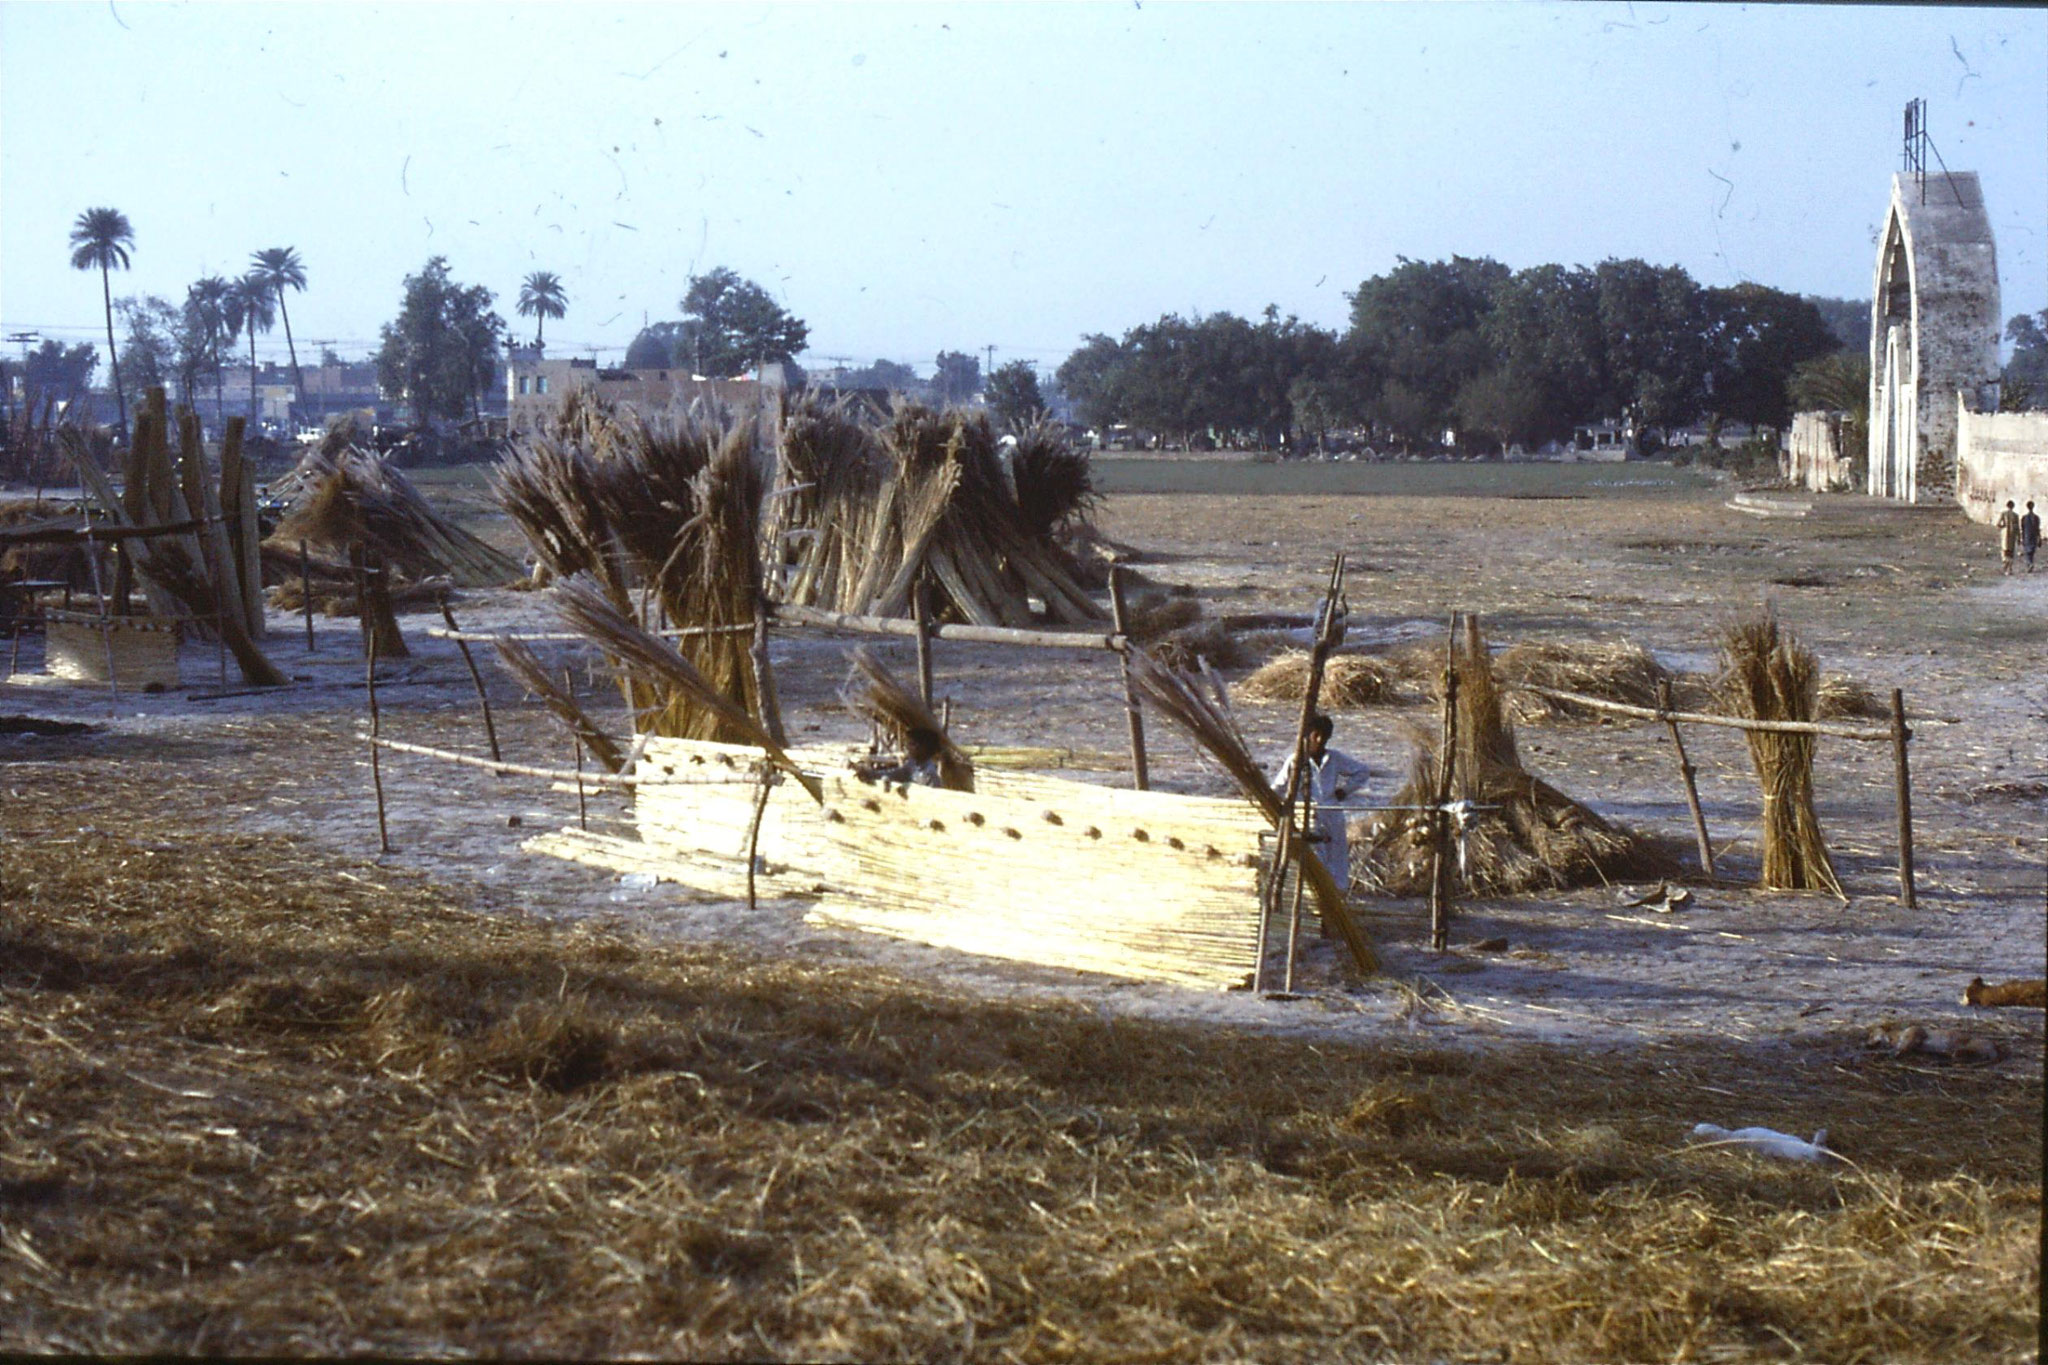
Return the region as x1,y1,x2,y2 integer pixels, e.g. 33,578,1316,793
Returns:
426,622,757,643
360,732,801,790
1507,683,1896,742
0,516,216,546
772,602,1126,653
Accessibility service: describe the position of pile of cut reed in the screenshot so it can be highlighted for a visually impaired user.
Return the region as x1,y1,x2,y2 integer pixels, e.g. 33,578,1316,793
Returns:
495,391,773,746
1495,638,1675,724
1238,651,1405,707
1358,618,1674,895
842,646,975,791
1719,611,1843,895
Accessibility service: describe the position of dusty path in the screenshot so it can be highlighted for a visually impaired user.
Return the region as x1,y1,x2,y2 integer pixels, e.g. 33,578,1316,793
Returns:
6,476,2043,1077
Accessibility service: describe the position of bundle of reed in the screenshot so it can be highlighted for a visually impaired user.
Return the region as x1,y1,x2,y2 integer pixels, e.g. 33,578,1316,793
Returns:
1006,414,1099,541
494,635,627,773
267,574,452,618
842,646,975,792
1236,651,1405,708
268,427,520,588
1496,638,1675,725
1816,671,1890,721
548,576,817,800
495,395,771,744
1148,619,1258,672
1719,612,1843,895
775,401,1103,627
1357,619,1672,896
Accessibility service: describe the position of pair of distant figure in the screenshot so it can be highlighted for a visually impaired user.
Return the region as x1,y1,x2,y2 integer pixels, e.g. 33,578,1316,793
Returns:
1995,500,2042,575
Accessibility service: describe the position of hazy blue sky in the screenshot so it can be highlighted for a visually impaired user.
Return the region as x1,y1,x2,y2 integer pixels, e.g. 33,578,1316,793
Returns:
3,1,2042,377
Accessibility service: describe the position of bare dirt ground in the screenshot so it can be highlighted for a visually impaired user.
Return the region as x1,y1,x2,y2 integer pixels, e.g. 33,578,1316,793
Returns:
3,467,2042,1358
7,474,2042,1061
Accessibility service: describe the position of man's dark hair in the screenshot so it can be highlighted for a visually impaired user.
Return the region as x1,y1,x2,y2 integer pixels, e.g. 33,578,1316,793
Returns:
1309,713,1335,742
905,726,943,759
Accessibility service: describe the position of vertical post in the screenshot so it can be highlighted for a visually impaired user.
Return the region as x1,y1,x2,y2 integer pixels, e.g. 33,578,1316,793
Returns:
1282,798,1311,994
1428,614,1460,952
912,575,935,712
351,542,370,656
750,604,787,748
1890,687,1916,909
567,665,588,831
1659,679,1715,878
83,514,118,707
439,597,502,763
300,541,316,651
367,630,390,854
1107,564,1150,791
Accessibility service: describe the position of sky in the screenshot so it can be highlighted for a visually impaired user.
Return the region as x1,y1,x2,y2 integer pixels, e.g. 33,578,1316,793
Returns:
2,1,2043,378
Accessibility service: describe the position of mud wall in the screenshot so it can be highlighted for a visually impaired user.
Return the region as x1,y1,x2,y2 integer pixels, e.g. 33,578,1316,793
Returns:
1784,412,1853,492
1954,403,2048,523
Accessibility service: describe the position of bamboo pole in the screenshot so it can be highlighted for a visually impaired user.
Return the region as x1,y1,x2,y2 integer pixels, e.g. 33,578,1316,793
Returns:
1107,564,1150,791
913,575,935,711
367,631,390,854
1658,678,1715,878
772,603,1124,653
567,665,587,831
426,623,757,643
300,541,316,651
1891,687,1916,909
1428,614,1459,952
750,605,788,748
438,596,502,763
362,735,661,788
1508,683,1894,741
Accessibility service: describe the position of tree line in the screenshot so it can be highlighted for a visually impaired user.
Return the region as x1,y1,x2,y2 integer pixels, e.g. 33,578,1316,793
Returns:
1055,257,1865,453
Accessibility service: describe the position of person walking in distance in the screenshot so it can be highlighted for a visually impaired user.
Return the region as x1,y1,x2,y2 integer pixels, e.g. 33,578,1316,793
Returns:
2021,500,2041,574
1269,713,1371,893
1996,500,2021,575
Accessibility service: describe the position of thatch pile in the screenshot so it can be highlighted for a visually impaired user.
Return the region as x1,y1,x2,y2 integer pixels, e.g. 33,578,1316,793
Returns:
267,570,453,618
1719,612,1843,895
842,646,975,791
774,396,1102,626
1816,671,1891,722
496,392,774,745
1495,638,1675,724
1357,620,1674,896
268,424,521,588
1238,651,1405,708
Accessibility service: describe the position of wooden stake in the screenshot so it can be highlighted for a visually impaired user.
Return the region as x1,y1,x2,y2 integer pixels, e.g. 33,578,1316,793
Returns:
750,604,787,748
367,630,390,854
1108,564,1150,791
1891,687,1916,909
568,666,587,831
439,596,501,763
300,540,316,651
1659,678,1715,878
82,511,118,706
745,759,772,912
912,575,935,712
1428,614,1460,952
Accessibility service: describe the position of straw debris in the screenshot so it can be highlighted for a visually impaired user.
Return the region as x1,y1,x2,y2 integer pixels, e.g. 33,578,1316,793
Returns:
1495,638,1675,724
1238,651,1405,707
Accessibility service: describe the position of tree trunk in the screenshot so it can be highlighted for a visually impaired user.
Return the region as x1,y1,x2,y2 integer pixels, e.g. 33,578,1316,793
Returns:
277,289,303,425
249,329,260,429
101,265,127,446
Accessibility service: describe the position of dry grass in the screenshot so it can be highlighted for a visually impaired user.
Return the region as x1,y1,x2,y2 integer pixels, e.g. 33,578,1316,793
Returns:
1237,650,1405,707
0,757,2039,1360
1817,671,1893,722
1495,638,1675,724
1,763,2038,1360
1721,613,1844,896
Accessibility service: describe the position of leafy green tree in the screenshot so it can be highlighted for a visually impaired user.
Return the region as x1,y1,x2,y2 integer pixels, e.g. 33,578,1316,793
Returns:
1345,255,1510,443
625,321,691,370
1480,265,1604,443
517,270,568,348
68,207,135,442
1593,259,1710,428
931,350,982,405
374,257,506,424
1054,335,1129,430
676,268,807,378
20,340,98,426
250,247,309,417
226,274,276,425
113,295,183,415
1802,295,1871,356
2003,311,2048,408
1702,285,1839,428
829,357,920,393
986,360,1044,428
1289,375,1353,452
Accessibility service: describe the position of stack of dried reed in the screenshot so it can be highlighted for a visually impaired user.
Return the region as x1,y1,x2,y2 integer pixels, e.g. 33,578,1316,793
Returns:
775,399,1103,627
1358,619,1672,895
1237,651,1404,708
496,393,773,744
1496,638,1674,724
1817,671,1890,721
269,425,520,588
1719,612,1843,895
842,646,975,791
59,391,287,686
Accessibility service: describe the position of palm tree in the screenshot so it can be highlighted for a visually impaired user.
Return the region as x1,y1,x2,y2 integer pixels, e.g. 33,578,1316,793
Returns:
516,271,568,349
68,207,135,443
249,247,308,421
226,274,275,430
186,276,233,427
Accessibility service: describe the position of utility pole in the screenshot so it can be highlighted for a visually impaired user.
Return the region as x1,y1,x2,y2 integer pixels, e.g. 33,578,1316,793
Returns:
983,344,995,386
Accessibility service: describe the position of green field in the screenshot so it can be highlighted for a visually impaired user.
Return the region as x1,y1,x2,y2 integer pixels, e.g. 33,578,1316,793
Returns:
1089,456,1722,498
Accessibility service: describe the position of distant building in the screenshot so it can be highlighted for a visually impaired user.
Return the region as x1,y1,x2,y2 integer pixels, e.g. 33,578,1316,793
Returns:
505,356,793,435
